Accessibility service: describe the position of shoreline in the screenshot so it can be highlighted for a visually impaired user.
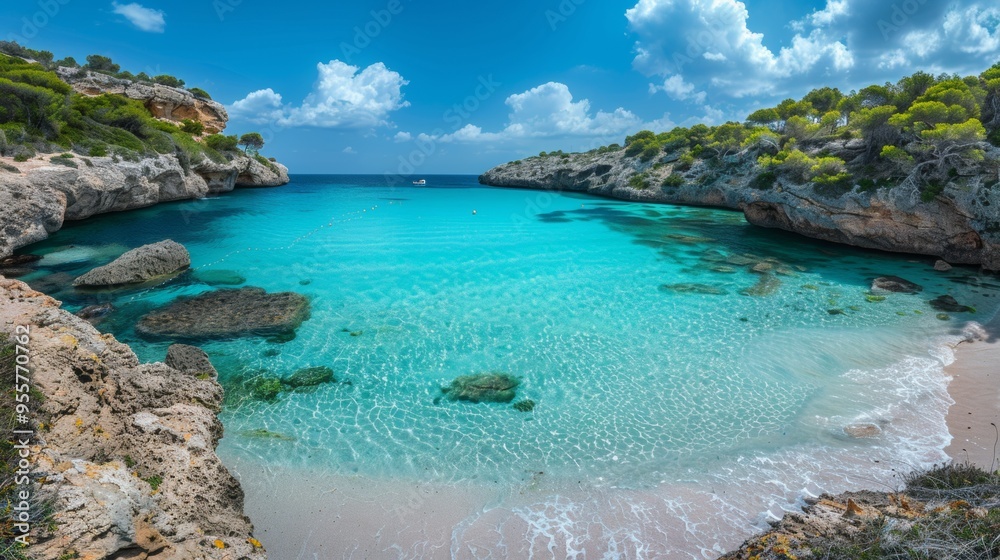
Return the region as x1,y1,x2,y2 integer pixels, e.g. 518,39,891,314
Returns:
944,312,1000,470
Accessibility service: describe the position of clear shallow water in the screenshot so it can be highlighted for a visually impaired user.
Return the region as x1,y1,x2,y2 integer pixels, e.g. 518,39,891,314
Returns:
21,175,1000,553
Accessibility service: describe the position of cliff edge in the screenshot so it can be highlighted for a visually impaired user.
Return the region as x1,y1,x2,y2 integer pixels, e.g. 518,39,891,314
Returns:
0,276,265,559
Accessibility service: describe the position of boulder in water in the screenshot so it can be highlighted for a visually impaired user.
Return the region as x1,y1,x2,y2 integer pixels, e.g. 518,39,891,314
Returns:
442,373,520,403
284,366,335,389
929,295,974,313
165,344,218,379
871,276,923,294
73,240,190,287
934,260,953,272
76,302,116,324
135,287,310,340
194,269,246,286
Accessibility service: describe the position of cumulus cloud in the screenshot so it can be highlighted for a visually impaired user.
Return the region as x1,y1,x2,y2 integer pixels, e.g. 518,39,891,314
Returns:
650,75,706,103
342,146,356,154
229,61,409,129
425,82,642,144
393,131,412,143
112,2,165,33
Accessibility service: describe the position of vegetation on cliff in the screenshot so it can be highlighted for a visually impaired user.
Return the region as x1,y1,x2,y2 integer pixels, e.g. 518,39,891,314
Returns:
529,62,1000,203
0,44,270,170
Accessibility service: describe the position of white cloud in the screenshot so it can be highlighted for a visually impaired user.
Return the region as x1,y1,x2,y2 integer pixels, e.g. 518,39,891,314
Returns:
427,82,641,144
111,2,165,33
650,75,706,103
942,4,1000,55
342,146,356,154
626,0,855,98
229,61,409,129
393,131,412,143
809,0,849,27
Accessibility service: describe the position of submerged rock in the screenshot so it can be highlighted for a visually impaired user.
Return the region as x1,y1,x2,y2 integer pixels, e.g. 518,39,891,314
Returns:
512,399,536,412
844,423,882,438
240,429,296,442
659,283,728,295
165,344,218,379
135,287,310,340
741,273,781,297
443,373,520,403
934,260,953,272
929,295,975,313
73,240,190,287
284,366,335,388
0,254,42,267
76,302,116,324
871,276,923,294
194,269,246,286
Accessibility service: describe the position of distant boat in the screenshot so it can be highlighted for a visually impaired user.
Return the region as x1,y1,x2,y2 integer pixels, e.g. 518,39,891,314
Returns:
412,179,426,186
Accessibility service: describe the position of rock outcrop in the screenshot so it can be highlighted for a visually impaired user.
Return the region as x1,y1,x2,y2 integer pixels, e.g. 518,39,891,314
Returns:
135,287,311,340
479,146,1000,271
74,240,190,287
57,68,228,134
0,277,265,559
0,152,289,259
442,373,521,403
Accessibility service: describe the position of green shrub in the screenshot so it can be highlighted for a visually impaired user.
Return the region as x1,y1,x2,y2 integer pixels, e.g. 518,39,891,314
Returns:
152,74,185,88
750,170,777,190
204,134,238,152
628,174,650,189
88,144,108,157
13,153,29,162
921,179,945,202
179,119,204,135
662,172,684,188
187,87,211,100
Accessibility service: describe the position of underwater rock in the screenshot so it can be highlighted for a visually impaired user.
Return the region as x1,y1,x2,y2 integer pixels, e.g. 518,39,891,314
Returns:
512,399,536,412
0,267,32,278
844,423,882,438
284,366,335,389
249,377,284,402
929,295,975,313
194,269,246,286
871,276,923,294
165,344,218,379
934,260,953,272
741,273,781,297
76,302,116,324
751,262,774,273
659,283,728,295
725,254,757,267
442,373,520,403
135,287,310,340
0,254,42,267
827,308,845,315
73,240,190,287
240,429,296,442
865,294,887,303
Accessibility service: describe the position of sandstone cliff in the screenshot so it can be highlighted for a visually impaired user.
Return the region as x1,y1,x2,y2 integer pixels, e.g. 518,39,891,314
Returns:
0,277,265,559
56,68,228,134
479,145,1000,271
0,153,289,259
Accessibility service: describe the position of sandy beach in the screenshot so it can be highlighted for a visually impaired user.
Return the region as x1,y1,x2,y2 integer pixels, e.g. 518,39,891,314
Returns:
944,313,1000,470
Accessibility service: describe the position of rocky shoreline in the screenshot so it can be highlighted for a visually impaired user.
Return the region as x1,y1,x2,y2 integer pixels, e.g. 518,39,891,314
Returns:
479,143,1000,271
0,277,265,559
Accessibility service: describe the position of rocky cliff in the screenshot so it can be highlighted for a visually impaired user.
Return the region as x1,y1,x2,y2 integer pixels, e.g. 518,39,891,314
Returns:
0,277,265,559
479,144,1000,271
57,68,229,134
0,153,289,259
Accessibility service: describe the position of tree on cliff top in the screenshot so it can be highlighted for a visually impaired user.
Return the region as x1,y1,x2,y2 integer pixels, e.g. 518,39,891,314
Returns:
84,54,120,74
238,132,264,154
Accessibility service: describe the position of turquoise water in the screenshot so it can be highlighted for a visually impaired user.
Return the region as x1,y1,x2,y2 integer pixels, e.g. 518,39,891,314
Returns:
21,175,1000,514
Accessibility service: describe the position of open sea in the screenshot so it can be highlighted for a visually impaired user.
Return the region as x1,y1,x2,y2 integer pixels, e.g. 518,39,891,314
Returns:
20,174,1000,558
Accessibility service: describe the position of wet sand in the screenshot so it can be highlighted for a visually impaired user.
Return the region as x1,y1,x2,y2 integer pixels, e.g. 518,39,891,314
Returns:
944,314,1000,470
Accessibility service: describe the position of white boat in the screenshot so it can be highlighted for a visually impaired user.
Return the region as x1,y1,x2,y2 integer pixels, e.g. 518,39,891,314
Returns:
412,179,426,185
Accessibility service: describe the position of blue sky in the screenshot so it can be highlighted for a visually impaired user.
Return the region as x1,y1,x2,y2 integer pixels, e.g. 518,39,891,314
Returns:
4,0,1000,174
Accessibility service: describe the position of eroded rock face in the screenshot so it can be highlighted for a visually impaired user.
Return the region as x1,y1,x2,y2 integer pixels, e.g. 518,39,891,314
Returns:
0,153,289,259
0,277,265,559
165,344,219,379
57,68,229,134
73,240,190,287
478,146,1000,271
136,287,310,340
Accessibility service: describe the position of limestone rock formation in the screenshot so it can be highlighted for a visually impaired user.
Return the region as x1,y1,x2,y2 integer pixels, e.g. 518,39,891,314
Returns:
0,152,289,259
73,240,190,287
57,68,228,134
0,277,265,559
479,146,1000,271
136,287,311,340
165,344,219,379
871,276,923,294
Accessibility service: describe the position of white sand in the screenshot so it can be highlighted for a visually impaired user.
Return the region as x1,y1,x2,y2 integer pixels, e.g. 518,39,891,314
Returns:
944,313,1000,470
